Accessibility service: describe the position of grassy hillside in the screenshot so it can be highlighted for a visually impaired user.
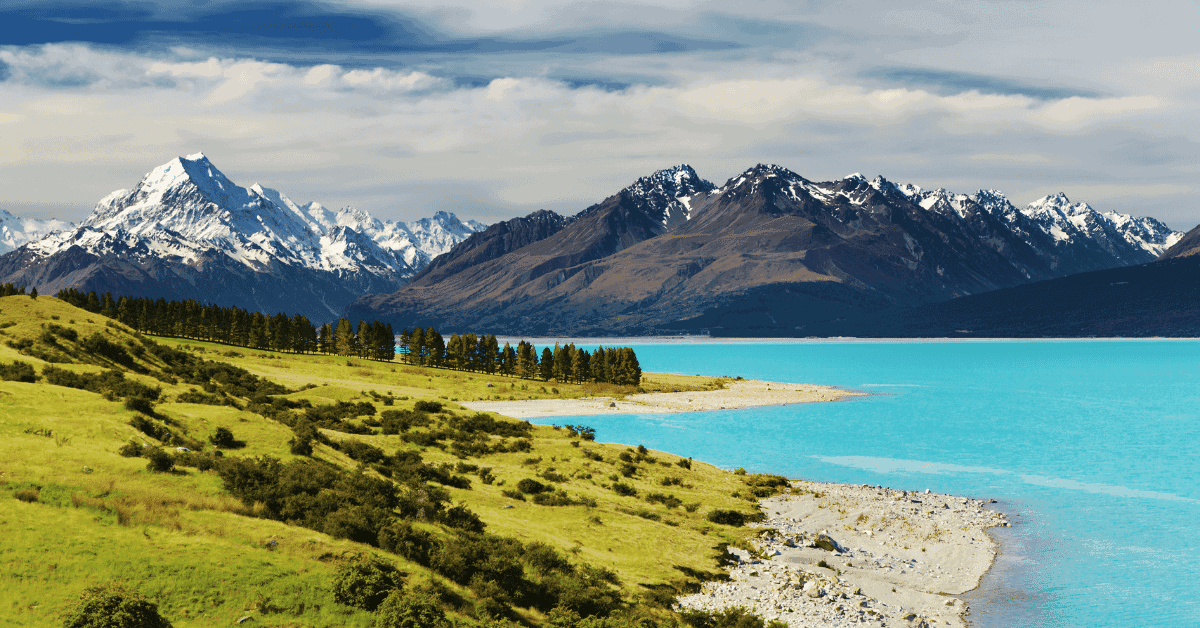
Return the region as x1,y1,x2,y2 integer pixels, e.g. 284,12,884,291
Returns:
0,295,782,628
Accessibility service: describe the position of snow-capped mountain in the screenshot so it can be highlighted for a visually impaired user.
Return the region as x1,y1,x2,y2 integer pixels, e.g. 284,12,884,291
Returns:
617,164,715,231
0,153,485,320
0,209,73,255
347,163,1186,336
26,153,482,277
891,183,1182,273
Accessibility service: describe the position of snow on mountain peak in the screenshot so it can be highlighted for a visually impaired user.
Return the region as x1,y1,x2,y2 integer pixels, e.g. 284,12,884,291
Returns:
25,154,486,277
0,208,74,255
623,164,716,229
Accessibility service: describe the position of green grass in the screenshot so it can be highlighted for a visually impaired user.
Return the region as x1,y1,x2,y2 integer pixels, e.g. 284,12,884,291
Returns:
0,296,775,627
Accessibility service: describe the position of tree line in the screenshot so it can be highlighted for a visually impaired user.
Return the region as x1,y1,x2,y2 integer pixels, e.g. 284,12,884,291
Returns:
399,328,641,385
55,289,397,360
53,288,641,385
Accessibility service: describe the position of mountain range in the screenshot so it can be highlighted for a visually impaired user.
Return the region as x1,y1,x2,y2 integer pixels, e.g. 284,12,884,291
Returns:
0,154,484,320
346,163,1184,336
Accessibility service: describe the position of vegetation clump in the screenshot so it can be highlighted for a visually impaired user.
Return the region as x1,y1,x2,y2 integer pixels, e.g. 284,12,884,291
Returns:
61,583,173,628
331,556,403,611
0,360,38,383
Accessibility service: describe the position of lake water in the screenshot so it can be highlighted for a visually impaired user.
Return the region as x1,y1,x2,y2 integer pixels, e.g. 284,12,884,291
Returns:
533,340,1200,628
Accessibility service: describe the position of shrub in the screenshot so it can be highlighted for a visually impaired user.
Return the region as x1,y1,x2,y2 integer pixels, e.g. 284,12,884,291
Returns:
413,400,443,413
208,427,241,449
332,556,403,611
144,448,175,473
540,470,568,483
500,489,526,501
611,482,637,497
676,457,692,470
645,492,682,509
706,509,747,526
516,478,549,494
0,360,38,383
62,583,173,628
378,520,439,566
441,503,486,533
129,416,170,442
374,590,448,628
14,488,39,503
124,397,156,415
117,439,144,458
679,607,784,628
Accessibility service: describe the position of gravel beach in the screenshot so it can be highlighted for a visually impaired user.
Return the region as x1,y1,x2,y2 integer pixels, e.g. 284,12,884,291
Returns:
462,379,859,418
677,481,1008,628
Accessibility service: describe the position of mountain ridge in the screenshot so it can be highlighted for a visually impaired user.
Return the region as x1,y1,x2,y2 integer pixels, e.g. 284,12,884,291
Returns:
347,163,1184,336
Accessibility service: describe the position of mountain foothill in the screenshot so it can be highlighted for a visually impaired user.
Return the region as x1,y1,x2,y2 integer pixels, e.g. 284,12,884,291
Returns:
2,154,1193,337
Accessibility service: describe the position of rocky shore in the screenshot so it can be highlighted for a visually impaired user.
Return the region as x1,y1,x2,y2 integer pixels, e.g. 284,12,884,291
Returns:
677,481,1008,628
463,379,859,418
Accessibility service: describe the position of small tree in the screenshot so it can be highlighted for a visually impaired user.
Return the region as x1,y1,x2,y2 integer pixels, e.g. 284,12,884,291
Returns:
208,427,238,449
332,556,403,611
374,590,447,628
144,448,174,473
62,583,173,628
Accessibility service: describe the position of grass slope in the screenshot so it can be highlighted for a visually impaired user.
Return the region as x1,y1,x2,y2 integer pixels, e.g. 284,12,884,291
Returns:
0,295,778,628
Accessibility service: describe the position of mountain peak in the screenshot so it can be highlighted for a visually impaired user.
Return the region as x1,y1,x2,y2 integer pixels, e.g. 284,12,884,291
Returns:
619,164,715,230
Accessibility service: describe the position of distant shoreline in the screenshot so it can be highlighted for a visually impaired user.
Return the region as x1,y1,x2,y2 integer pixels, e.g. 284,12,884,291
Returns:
460,379,861,418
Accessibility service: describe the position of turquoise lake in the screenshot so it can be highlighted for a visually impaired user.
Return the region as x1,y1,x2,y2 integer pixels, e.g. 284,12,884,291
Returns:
535,340,1200,628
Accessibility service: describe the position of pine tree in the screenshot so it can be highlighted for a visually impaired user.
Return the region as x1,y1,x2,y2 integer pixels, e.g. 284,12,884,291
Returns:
334,318,355,356
540,347,554,381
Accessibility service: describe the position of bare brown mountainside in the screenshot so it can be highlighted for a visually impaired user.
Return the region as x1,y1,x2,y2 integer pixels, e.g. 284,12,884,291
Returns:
1159,222,1200,259
346,164,1181,336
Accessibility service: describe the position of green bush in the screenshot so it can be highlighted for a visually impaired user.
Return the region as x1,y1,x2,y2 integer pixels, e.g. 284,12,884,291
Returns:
0,360,38,383
706,509,747,526
611,482,637,497
441,503,486,533
516,478,549,494
413,400,443,413
378,520,439,567
117,439,144,458
374,590,448,628
144,448,175,473
62,583,173,628
331,556,403,611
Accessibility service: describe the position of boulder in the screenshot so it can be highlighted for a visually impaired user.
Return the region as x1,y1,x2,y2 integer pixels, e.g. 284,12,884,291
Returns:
811,534,844,552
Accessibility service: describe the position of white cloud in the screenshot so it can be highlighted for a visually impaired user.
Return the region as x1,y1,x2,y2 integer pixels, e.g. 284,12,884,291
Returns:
0,40,1198,229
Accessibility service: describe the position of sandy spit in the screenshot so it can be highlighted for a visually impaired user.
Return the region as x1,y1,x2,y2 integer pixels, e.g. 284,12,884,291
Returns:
461,379,860,418
676,481,1008,628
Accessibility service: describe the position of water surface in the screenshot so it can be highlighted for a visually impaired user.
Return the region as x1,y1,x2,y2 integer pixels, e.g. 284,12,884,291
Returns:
538,340,1200,628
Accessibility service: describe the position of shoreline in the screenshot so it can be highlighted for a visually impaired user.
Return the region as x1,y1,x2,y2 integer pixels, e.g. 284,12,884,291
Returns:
676,480,1009,628
461,379,861,418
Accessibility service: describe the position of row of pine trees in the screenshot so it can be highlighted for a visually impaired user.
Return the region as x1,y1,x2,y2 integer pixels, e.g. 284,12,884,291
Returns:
52,289,641,385
399,327,641,385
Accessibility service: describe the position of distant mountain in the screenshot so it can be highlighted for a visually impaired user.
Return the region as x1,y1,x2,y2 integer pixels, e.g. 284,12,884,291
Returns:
0,209,73,255
878,255,1200,338
347,163,1184,336
1160,222,1200,259
0,154,484,320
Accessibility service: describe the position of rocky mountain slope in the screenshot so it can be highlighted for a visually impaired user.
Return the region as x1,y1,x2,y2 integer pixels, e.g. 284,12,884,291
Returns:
1159,222,1200,259
0,154,484,321
347,164,1182,336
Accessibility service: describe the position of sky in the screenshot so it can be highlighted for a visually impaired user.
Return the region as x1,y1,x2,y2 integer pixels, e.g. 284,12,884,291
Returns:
1,0,1198,230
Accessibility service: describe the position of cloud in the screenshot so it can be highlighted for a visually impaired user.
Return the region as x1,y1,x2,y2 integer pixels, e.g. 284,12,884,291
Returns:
2,0,1200,232
862,67,1104,100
